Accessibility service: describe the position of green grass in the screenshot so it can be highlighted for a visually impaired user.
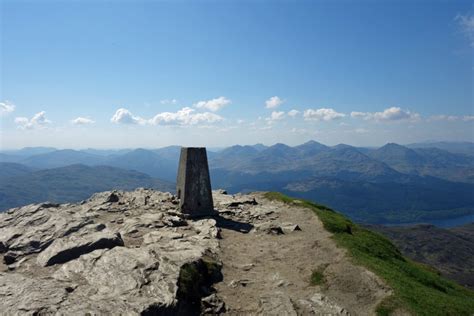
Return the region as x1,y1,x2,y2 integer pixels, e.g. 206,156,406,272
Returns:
310,265,327,286
264,192,474,316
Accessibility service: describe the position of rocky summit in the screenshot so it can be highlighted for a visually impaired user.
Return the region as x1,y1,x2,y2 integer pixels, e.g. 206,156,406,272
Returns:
0,189,390,315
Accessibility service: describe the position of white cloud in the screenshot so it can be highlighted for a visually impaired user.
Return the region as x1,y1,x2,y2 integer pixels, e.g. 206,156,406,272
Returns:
0,101,15,116
290,127,319,135
15,111,51,129
428,115,459,122
217,126,238,132
355,128,369,134
111,107,223,126
266,111,285,123
303,108,345,121
270,111,285,120
455,13,474,46
160,99,178,105
111,108,146,125
194,96,230,112
150,107,223,125
287,109,300,117
265,96,284,109
351,107,420,122
428,114,474,122
71,117,95,125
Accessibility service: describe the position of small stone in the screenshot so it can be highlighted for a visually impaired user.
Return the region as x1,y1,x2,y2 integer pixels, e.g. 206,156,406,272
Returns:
3,252,19,265
281,223,302,233
239,263,255,271
163,216,187,227
202,293,226,314
214,189,228,195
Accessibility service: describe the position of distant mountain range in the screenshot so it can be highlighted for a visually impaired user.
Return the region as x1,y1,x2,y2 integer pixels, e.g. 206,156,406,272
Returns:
406,141,474,156
1,141,473,224
0,164,173,211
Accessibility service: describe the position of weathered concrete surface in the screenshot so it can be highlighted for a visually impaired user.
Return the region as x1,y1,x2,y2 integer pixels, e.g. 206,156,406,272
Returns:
176,147,214,217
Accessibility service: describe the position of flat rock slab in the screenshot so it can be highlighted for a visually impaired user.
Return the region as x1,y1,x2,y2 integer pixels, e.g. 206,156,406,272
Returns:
0,272,69,314
37,230,124,266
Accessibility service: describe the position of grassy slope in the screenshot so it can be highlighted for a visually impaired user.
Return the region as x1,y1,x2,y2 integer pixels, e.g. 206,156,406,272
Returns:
264,192,474,316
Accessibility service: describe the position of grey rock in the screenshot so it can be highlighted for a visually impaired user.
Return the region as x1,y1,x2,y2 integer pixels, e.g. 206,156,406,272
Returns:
163,215,187,227
105,191,120,203
202,293,226,314
238,263,255,271
213,189,228,195
3,251,20,265
228,279,253,288
215,194,258,208
52,247,178,313
0,188,224,315
0,272,69,314
258,291,298,316
281,222,302,233
142,230,184,244
0,203,94,258
37,230,124,267
253,222,285,235
297,293,351,315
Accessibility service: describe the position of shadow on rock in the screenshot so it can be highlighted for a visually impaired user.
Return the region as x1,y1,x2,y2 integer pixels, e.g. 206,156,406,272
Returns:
212,213,254,234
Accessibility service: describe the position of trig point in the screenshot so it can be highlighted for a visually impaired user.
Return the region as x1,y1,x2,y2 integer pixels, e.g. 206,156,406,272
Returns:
176,147,214,217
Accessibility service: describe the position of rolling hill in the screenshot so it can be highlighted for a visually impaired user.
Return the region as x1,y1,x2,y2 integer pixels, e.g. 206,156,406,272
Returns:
0,162,36,179
0,164,174,211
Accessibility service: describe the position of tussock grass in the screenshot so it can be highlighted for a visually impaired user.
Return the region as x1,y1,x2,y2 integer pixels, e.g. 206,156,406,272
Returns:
310,265,327,286
264,192,474,316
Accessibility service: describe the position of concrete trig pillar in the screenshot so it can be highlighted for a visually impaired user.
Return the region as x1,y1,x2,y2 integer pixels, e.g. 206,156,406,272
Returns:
176,147,214,217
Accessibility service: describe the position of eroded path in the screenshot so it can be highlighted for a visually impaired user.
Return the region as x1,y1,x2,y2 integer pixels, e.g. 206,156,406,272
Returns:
213,192,391,315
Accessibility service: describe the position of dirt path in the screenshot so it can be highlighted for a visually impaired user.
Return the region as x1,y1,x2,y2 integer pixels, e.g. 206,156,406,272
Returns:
213,193,391,315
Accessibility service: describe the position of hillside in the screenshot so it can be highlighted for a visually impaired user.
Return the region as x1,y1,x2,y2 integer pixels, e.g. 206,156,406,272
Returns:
368,143,474,183
20,149,107,169
1,189,472,315
369,223,474,290
281,176,474,223
0,164,174,211
406,142,474,156
106,148,178,181
0,162,36,179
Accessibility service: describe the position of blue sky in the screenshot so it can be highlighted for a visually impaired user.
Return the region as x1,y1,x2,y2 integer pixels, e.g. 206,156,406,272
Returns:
0,0,473,149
